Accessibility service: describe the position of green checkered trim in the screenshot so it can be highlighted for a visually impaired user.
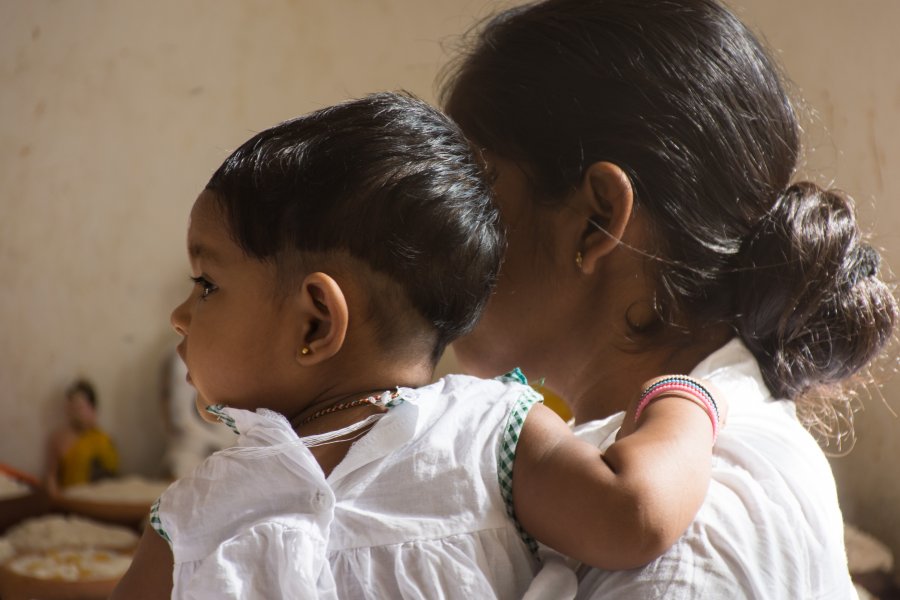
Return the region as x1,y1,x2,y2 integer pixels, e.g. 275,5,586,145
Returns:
149,497,172,547
496,367,529,386
205,404,240,434
385,389,408,408
497,378,542,556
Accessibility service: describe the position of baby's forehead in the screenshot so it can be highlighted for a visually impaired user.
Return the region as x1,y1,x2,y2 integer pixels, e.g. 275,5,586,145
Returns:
185,192,237,262
188,190,227,232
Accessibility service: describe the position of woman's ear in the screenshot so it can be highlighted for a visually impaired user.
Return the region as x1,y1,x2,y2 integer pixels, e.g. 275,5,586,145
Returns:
576,162,634,274
294,272,349,365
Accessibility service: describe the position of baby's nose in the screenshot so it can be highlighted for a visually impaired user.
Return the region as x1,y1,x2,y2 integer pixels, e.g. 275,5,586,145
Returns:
170,298,190,335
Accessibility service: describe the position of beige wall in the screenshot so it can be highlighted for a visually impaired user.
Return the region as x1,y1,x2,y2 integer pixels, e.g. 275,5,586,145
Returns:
737,0,900,564
2,0,898,562
0,0,486,477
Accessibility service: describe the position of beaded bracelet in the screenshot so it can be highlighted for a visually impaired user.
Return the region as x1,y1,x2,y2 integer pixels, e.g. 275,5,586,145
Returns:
634,375,720,444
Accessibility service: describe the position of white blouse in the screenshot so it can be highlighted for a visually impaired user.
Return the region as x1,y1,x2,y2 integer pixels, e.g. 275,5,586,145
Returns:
525,338,858,600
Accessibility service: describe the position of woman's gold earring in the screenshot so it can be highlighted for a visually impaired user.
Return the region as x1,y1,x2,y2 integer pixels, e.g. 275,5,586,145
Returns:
575,251,584,269
300,347,311,356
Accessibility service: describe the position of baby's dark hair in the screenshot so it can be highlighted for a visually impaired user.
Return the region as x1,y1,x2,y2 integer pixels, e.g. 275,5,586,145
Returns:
441,0,896,437
206,92,502,361
66,379,97,408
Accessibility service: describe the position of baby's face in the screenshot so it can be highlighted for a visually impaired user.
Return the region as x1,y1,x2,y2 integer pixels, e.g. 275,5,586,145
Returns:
169,191,304,419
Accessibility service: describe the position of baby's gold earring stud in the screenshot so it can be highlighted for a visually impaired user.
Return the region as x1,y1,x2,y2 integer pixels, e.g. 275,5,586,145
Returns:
300,347,311,356
575,251,584,269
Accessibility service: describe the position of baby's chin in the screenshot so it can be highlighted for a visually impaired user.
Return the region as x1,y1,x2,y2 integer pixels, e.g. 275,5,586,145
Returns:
194,395,221,424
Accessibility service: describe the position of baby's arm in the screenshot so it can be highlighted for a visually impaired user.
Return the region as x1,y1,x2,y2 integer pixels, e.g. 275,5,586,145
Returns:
512,378,722,570
109,527,173,599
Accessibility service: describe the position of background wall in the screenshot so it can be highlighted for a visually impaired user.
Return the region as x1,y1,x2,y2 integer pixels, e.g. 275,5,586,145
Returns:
2,0,898,563
737,0,900,567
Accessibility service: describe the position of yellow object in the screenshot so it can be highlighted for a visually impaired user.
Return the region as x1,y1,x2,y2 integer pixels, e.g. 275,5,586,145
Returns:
57,429,119,488
533,385,573,422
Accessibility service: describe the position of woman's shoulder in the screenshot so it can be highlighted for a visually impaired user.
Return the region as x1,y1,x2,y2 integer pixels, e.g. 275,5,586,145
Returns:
695,339,838,495
573,340,855,599
574,421,854,599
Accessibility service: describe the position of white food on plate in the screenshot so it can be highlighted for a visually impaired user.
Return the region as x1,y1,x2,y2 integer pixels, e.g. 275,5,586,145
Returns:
6,548,133,581
0,472,31,501
0,539,14,564
2,514,138,553
63,476,170,504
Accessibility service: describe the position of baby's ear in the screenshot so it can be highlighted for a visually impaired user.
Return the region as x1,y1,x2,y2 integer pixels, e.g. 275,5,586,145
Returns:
293,272,349,365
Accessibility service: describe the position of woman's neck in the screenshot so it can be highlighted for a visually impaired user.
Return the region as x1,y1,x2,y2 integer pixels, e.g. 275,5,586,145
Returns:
561,326,732,424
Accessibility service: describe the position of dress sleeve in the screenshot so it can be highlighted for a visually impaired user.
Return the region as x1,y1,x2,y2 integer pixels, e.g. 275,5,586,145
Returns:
495,370,544,555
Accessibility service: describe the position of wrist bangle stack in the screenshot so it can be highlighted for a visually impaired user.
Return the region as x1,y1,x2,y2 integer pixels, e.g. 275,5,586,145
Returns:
634,375,720,444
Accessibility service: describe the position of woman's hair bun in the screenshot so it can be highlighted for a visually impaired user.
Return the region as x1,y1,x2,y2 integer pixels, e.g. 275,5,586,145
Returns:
735,181,896,401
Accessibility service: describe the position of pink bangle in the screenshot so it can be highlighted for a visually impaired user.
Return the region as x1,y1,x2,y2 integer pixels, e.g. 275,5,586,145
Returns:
634,376,719,444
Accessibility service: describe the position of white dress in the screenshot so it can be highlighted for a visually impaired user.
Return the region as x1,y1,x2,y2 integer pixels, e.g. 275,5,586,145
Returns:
524,338,858,600
151,372,540,599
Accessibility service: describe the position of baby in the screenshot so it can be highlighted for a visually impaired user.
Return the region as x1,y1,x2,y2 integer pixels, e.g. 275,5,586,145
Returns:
112,92,723,599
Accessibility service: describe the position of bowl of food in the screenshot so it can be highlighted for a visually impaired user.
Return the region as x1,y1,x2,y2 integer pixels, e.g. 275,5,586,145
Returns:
53,475,171,527
0,514,139,600
0,466,50,534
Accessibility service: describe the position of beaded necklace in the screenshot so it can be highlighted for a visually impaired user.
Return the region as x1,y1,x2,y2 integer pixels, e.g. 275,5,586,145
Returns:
297,390,400,426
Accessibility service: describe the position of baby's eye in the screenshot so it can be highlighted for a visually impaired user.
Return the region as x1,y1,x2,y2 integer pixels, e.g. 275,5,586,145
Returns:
190,275,218,300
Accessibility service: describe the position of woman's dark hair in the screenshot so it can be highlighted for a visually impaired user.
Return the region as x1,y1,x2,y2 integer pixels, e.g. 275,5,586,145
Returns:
206,92,502,360
67,379,97,408
441,0,896,429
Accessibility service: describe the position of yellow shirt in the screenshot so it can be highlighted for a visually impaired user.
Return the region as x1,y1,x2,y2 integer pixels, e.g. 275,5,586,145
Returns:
533,385,572,421
58,428,119,488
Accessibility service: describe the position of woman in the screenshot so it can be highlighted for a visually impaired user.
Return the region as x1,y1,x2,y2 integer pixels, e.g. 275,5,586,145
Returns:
440,0,896,597
44,379,119,495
